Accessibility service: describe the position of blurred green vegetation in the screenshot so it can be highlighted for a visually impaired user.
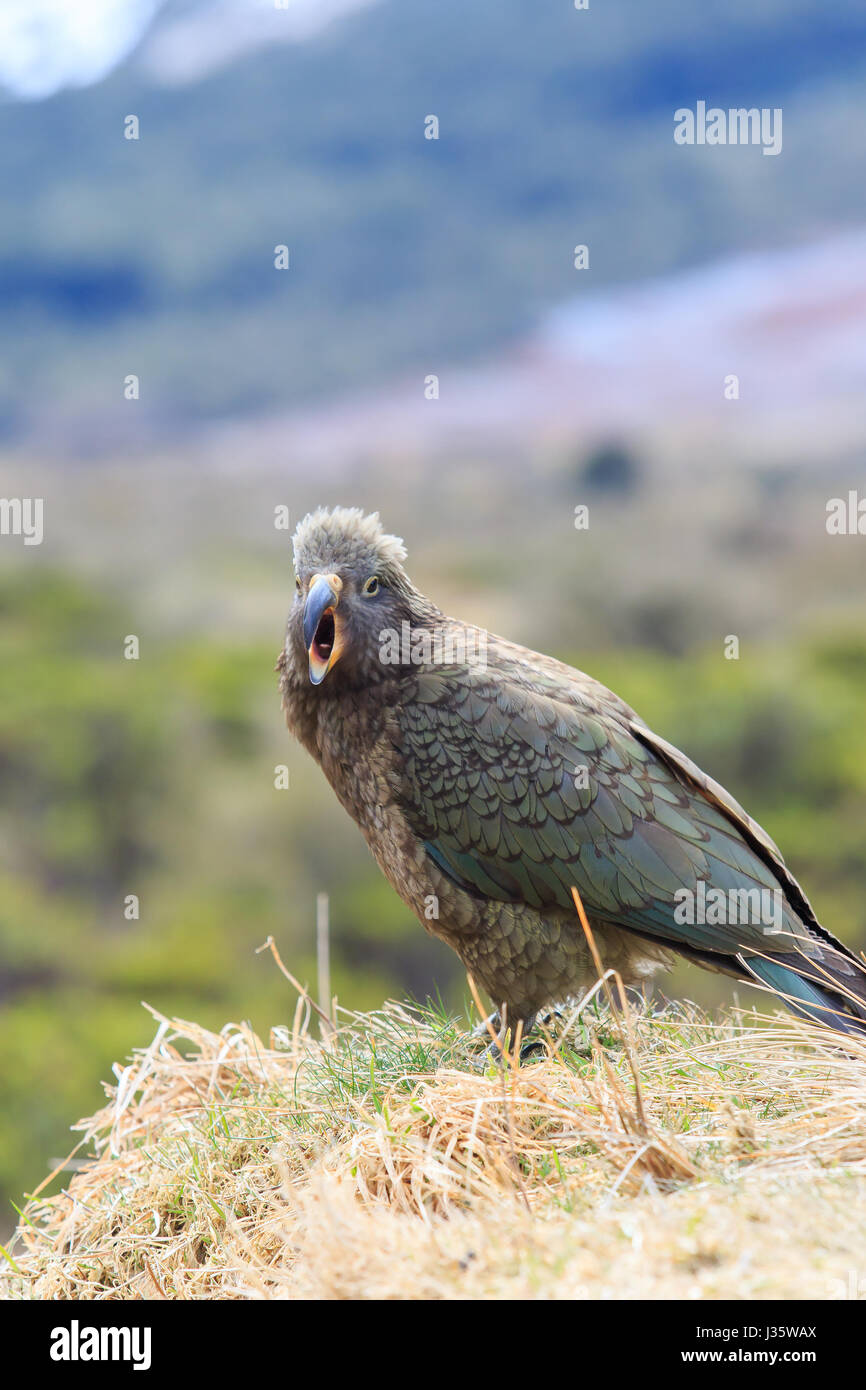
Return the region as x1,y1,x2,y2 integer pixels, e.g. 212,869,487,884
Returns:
2,564,866,1231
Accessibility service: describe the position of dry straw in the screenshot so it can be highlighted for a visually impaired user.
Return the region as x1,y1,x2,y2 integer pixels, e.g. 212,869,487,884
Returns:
3,941,866,1299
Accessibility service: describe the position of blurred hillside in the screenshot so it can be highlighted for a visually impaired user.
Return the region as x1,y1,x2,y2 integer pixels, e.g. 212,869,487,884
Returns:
1,0,866,449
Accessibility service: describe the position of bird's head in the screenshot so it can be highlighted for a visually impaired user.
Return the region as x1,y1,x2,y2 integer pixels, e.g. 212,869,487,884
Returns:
285,507,436,688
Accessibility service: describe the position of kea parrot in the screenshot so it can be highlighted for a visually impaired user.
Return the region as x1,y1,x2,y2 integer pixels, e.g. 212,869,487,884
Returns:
278,506,866,1038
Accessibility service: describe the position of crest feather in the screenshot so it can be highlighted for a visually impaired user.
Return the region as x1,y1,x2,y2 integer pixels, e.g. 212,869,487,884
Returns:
292,506,408,578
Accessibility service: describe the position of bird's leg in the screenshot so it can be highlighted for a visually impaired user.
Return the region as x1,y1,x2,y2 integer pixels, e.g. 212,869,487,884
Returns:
474,1008,512,1066
518,1007,566,1060
467,1004,534,1066
485,1012,547,1065
536,1003,565,1029
468,1004,566,1065
546,987,643,1056
470,1009,501,1041
520,998,606,1058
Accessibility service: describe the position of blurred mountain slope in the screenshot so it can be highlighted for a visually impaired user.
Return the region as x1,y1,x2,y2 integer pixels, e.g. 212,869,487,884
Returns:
0,0,865,448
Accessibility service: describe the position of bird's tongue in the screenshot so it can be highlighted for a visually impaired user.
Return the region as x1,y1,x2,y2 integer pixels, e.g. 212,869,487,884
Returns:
314,611,334,656
308,610,336,684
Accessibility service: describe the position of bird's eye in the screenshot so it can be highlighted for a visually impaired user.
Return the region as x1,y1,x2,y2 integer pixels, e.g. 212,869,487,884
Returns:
362,575,380,596
295,575,301,593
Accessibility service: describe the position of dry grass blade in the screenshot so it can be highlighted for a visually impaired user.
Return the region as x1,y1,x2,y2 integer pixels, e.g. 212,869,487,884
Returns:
571,885,698,1190
255,935,336,1037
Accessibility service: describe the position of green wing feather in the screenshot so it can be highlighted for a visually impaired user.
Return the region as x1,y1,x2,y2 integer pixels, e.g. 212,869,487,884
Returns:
397,659,828,963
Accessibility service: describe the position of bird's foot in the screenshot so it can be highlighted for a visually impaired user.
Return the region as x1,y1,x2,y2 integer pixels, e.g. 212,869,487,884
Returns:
467,1013,513,1070
470,1010,501,1041
536,1004,565,1029
467,1010,548,1066
531,999,627,1059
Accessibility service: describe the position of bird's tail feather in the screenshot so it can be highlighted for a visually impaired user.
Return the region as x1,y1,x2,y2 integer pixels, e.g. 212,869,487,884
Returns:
740,950,866,1037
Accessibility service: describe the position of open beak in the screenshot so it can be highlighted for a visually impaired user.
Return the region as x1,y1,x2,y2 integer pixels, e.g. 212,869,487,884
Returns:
303,573,343,685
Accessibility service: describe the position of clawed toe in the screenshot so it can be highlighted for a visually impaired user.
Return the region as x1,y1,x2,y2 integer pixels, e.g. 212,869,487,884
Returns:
466,1009,550,1066
470,1010,502,1041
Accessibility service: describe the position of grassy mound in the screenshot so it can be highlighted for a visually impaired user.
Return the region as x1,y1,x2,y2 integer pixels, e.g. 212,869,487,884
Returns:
3,988,866,1300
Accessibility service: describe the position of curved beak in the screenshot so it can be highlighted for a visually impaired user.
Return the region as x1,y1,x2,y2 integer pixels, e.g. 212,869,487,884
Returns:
303,573,343,685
